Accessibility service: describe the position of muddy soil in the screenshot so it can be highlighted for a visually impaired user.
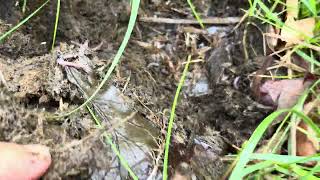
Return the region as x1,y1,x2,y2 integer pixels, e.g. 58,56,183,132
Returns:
0,0,270,179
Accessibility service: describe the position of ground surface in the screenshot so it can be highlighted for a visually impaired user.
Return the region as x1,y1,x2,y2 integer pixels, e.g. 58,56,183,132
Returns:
0,0,270,179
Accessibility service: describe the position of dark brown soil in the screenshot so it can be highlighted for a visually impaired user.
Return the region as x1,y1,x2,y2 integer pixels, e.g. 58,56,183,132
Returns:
0,0,270,179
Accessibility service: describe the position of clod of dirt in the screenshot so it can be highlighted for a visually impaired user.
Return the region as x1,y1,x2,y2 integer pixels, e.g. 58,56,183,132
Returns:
169,131,227,179
0,54,50,99
46,133,115,179
190,134,227,179
0,20,47,58
0,89,40,142
0,51,78,104
16,0,131,53
209,0,248,17
0,86,160,179
204,30,269,146
0,37,113,105
0,1,21,24
62,52,162,178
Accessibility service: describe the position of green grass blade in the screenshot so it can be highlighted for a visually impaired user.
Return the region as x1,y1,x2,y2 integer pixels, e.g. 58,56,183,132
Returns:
86,105,102,127
292,109,320,136
86,105,138,180
231,78,320,179
274,164,297,177
242,161,274,176
249,153,320,163
187,0,205,29
238,0,320,178
243,153,320,177
301,0,317,17
51,0,61,51
296,49,320,67
22,0,27,14
292,79,320,138
227,153,320,164
303,162,320,179
229,109,289,180
270,0,282,13
271,122,290,153
310,79,320,89
60,0,140,117
233,105,320,177
253,1,315,42
103,132,138,180
162,55,192,180
297,126,320,142
249,0,259,16
265,112,291,153
256,0,283,25
289,164,319,179
0,0,50,43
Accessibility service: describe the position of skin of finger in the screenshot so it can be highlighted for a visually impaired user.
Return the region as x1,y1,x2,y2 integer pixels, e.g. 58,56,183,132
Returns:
0,142,51,180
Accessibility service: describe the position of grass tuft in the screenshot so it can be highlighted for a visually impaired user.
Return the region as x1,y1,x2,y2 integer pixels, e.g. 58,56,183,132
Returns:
230,79,320,179
231,1,320,178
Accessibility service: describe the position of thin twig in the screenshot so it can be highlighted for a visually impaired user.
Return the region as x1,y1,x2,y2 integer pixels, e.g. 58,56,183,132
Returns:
139,16,241,25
